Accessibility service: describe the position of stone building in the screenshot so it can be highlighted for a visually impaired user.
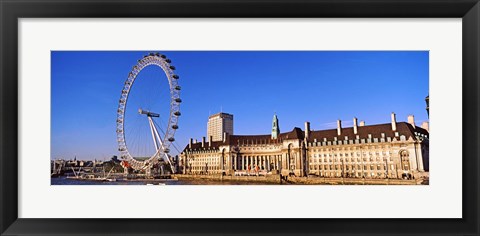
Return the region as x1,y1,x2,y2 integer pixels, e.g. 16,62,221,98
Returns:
207,112,234,142
180,113,429,179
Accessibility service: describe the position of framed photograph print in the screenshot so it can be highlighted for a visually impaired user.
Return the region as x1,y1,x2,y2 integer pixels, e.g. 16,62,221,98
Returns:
1,0,479,235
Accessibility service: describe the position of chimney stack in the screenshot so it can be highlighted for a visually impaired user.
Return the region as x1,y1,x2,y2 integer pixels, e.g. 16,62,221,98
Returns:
353,117,358,134
337,120,342,136
391,112,397,131
304,121,310,139
421,121,429,132
359,121,365,127
209,136,212,147
189,138,193,148
407,115,415,127
202,137,205,148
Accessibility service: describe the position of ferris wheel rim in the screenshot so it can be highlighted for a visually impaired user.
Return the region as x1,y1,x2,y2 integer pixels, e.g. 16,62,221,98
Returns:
116,53,181,170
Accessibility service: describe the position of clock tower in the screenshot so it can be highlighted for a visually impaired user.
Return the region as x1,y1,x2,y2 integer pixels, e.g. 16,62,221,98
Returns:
271,113,280,139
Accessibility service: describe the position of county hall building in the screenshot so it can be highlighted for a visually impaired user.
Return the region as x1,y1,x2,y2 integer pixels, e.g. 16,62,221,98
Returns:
180,112,429,179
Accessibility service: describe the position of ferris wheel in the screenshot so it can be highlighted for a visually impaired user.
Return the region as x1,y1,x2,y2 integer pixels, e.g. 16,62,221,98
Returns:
116,52,181,172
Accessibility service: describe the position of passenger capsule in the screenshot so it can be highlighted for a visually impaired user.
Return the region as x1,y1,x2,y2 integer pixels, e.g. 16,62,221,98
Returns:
174,111,181,116
160,55,167,59
149,53,154,56
169,65,176,70
165,59,171,63
172,125,179,129
175,98,182,103
164,149,170,153
175,86,181,91
172,75,179,79
168,137,175,142
155,52,160,56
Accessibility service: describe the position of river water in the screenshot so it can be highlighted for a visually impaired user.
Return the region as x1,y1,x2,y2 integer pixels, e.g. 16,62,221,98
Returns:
51,176,278,185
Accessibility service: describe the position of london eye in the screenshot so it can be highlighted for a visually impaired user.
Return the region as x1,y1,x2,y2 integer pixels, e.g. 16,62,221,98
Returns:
116,52,181,173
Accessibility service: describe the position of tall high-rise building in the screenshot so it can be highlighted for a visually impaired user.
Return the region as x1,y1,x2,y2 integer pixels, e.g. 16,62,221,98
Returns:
207,112,234,141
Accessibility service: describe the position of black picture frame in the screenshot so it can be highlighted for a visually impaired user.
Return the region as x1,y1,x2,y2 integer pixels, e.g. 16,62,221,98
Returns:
1,0,479,235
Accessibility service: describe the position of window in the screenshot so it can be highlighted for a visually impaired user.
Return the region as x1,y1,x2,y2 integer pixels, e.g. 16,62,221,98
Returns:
400,150,410,170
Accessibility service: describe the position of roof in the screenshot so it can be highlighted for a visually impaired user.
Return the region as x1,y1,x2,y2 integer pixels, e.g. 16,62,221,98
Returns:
183,127,304,151
183,122,428,151
308,122,427,142
208,112,233,119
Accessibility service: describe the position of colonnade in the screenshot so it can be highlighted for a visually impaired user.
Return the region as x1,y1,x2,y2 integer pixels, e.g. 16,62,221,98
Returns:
232,154,282,171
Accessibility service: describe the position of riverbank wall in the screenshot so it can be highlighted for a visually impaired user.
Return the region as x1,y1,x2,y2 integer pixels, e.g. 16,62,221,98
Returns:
174,174,426,185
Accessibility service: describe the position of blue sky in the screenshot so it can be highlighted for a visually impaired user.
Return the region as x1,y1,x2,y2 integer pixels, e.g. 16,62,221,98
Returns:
51,51,429,160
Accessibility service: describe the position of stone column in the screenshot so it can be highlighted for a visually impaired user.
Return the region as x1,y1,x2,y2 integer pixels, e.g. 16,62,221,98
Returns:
277,155,280,170
267,156,271,171
234,155,237,170
271,156,274,170
278,155,281,170
416,142,424,171
263,156,266,170
245,156,248,170
264,156,267,170
242,156,245,170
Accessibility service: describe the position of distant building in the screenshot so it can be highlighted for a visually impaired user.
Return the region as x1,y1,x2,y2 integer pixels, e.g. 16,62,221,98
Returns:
207,112,233,142
181,112,429,180
425,95,429,117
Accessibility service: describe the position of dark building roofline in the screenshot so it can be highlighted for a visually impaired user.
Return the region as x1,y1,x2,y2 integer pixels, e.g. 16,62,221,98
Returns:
183,122,429,152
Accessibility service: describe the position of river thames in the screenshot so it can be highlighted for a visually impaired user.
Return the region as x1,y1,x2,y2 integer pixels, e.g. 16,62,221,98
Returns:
51,176,279,185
